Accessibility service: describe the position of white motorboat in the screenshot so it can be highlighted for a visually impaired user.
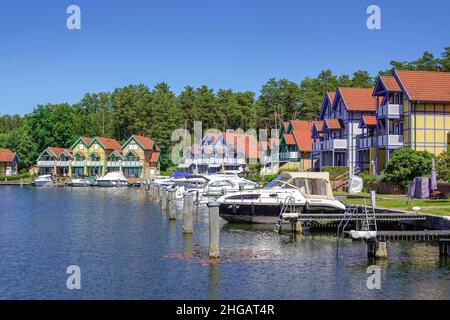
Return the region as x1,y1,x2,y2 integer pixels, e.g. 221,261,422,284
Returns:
68,177,91,187
96,172,129,187
217,172,346,224
33,175,54,187
203,176,257,196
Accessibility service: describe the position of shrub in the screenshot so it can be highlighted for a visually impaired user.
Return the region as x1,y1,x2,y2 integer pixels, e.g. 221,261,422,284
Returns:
359,172,378,182
321,166,348,181
436,149,450,182
384,148,434,187
0,172,30,181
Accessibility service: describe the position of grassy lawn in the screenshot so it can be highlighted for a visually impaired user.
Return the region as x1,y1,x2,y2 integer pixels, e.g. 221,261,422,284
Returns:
338,192,450,216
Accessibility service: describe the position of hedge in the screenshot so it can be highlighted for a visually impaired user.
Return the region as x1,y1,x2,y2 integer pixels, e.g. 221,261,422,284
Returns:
321,166,349,181
0,173,30,181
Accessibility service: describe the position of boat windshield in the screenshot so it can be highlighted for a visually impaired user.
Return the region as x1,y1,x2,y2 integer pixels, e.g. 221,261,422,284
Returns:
293,178,328,197
264,178,292,189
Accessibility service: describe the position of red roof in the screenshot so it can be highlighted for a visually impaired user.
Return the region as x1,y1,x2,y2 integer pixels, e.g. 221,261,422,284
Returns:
133,135,154,150
0,148,17,162
81,137,93,144
283,122,290,130
395,70,450,102
380,76,401,92
283,133,296,145
338,88,377,111
290,120,315,153
95,137,121,150
361,115,377,127
48,147,66,157
325,119,344,130
223,133,259,159
326,92,336,103
149,151,160,163
312,120,324,132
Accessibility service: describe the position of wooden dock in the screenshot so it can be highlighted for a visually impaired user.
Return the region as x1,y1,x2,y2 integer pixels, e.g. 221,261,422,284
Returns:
375,230,450,242
297,212,426,222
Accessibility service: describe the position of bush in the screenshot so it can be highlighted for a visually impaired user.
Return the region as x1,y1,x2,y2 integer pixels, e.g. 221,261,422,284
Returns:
384,148,434,187
436,149,450,182
0,172,30,181
359,172,378,182
321,166,348,180
246,163,264,183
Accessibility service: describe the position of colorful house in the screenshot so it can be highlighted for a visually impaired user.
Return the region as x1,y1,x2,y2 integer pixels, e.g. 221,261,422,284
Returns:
279,120,315,171
372,70,450,172
86,137,121,177
0,148,19,176
70,137,93,177
120,135,160,179
36,147,73,176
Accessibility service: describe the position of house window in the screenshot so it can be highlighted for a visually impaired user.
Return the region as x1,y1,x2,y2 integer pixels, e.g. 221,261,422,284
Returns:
79,144,84,150
94,143,99,150
129,144,137,151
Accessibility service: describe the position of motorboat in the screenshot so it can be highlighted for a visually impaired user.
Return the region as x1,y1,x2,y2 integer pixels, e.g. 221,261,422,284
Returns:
33,175,54,187
68,177,91,187
203,176,257,196
96,172,129,187
217,172,346,224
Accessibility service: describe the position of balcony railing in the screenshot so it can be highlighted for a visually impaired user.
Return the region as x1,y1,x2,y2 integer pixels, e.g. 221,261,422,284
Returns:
122,161,141,167
71,161,85,167
280,152,300,161
377,103,403,118
377,134,403,148
183,158,246,165
357,137,375,149
37,160,55,167
86,160,101,167
322,139,347,150
55,161,70,167
313,142,322,152
107,161,121,167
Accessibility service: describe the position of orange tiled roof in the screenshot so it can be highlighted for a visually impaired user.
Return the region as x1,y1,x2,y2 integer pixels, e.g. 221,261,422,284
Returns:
325,119,344,130
133,135,154,150
380,76,401,92
338,88,377,111
223,132,258,159
395,70,450,102
326,92,336,103
95,137,121,150
362,115,377,127
290,120,315,153
149,151,160,163
0,148,17,162
81,137,93,144
313,120,324,132
283,133,296,145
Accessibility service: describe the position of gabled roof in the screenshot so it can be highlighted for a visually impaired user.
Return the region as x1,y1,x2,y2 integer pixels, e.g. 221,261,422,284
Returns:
108,150,123,159
289,120,315,153
283,133,296,145
89,151,101,159
324,119,344,130
394,70,450,103
122,134,155,150
0,148,18,163
124,150,140,159
373,76,402,96
70,137,93,149
149,151,160,163
312,120,324,133
319,92,336,120
334,88,377,112
223,132,259,159
57,149,73,159
91,137,121,150
359,115,377,128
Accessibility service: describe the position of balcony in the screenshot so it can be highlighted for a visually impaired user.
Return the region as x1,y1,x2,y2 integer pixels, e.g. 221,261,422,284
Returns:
357,137,375,149
183,158,246,166
71,161,85,167
322,139,347,151
56,161,70,167
313,142,322,152
377,103,403,118
107,161,121,167
37,160,55,167
122,161,141,167
377,134,403,148
280,152,300,161
86,160,101,167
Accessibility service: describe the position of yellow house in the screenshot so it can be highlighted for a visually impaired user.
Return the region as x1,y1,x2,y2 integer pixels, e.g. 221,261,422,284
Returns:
70,137,93,177
120,135,160,179
86,137,122,177
373,70,450,172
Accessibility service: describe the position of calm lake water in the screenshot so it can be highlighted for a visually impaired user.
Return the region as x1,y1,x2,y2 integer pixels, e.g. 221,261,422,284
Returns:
0,186,449,300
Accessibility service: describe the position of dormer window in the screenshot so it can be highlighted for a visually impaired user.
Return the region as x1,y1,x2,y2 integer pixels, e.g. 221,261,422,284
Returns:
79,144,84,150
94,143,99,150
129,143,137,151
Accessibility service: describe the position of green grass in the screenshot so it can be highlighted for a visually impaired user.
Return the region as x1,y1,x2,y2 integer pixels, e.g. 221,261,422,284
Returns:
341,196,450,216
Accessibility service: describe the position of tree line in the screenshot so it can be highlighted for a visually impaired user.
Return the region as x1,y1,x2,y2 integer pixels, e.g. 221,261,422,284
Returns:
0,47,449,171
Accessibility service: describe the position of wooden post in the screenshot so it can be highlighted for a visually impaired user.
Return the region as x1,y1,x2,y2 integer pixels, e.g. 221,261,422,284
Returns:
208,201,220,260
20,178,23,187
169,189,177,220
370,190,376,210
295,220,303,235
183,193,194,234
367,239,377,258
161,188,167,209
439,241,449,257
155,185,161,203
375,241,388,259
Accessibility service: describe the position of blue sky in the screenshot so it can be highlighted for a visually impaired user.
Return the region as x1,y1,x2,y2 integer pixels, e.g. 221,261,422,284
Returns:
0,0,449,115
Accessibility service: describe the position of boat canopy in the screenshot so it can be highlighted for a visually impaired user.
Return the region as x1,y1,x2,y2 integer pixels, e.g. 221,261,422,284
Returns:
272,172,334,200
171,171,192,179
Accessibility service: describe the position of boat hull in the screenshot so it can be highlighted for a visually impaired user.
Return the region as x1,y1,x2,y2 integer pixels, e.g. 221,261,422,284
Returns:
96,181,129,188
33,181,54,187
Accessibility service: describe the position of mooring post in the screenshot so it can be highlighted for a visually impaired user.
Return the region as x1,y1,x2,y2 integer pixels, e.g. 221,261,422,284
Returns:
183,193,194,234
161,188,167,210
208,201,220,260
295,220,303,235
375,241,388,259
370,190,376,210
439,241,449,257
20,178,23,187
169,189,177,220
155,185,161,203
367,239,377,258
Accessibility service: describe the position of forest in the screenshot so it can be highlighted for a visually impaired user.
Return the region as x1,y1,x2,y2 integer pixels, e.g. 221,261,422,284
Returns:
1,47,449,171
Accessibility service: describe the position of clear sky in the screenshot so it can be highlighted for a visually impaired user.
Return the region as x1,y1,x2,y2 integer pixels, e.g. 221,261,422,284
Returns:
1,0,449,115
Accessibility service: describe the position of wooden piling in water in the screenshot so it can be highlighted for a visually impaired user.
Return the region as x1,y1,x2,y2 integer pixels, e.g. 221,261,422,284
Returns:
161,188,167,209
155,185,161,203
208,201,220,260
439,240,449,256
375,241,388,259
169,189,177,220
183,193,194,234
